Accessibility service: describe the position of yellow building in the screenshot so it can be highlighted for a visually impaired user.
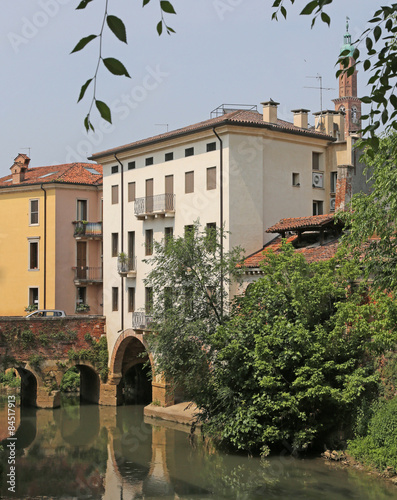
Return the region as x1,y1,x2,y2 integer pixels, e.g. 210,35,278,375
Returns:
0,154,103,316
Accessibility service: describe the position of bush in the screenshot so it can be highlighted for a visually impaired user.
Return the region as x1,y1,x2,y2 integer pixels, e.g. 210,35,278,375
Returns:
348,397,397,472
0,370,20,388
60,367,80,392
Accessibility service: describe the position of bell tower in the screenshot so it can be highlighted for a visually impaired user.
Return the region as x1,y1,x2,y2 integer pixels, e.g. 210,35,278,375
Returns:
333,17,361,137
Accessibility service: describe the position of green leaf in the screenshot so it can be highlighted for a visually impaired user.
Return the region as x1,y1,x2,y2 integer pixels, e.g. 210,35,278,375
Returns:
160,1,176,14
157,20,163,35
363,59,371,71
70,34,97,54
320,12,330,26
390,94,397,110
142,0,151,5
84,114,94,132
280,6,287,19
78,78,93,103
102,57,131,77
76,0,94,9
95,100,112,124
365,37,373,51
107,15,127,43
374,25,382,42
300,1,318,15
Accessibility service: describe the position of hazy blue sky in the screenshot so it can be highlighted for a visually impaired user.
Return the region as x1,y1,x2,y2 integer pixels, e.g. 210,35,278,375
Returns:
1,0,378,177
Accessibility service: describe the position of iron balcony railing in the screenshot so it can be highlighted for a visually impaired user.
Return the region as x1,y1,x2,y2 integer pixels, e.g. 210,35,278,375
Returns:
117,256,137,275
134,194,175,216
73,221,102,238
73,266,103,282
132,312,153,330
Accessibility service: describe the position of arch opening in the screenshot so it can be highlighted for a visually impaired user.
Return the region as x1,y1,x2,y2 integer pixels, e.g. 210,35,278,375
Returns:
17,367,37,407
75,365,100,404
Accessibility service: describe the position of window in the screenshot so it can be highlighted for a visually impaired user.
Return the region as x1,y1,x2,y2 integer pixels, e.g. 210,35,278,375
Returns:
128,287,135,313
185,171,194,193
145,229,153,256
145,287,153,314
77,199,87,221
330,171,338,193
206,142,216,152
30,199,39,225
185,147,194,157
111,165,119,174
206,222,216,251
165,175,174,195
206,167,216,190
111,233,119,257
128,182,136,202
112,287,119,311
292,173,300,186
76,287,87,307
312,152,321,170
128,231,135,266
165,227,173,248
29,287,39,308
165,152,174,162
29,241,39,270
184,225,194,238
128,161,136,170
313,201,324,215
145,157,154,166
164,287,173,311
111,185,119,204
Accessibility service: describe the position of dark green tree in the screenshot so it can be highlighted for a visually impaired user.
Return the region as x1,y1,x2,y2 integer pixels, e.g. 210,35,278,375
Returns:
143,222,244,402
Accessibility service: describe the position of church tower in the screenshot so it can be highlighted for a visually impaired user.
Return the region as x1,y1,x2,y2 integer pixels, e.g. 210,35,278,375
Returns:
333,18,361,137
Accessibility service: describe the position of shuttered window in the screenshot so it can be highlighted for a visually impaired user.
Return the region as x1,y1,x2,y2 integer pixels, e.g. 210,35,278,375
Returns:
206,167,216,190
111,185,119,204
185,171,194,194
128,182,136,202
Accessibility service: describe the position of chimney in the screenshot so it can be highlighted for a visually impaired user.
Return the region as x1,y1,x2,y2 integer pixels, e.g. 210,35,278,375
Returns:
11,154,30,184
334,164,354,211
262,100,279,124
291,109,310,129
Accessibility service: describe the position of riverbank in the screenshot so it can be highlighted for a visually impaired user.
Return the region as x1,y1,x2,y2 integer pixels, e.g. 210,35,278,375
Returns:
322,450,397,488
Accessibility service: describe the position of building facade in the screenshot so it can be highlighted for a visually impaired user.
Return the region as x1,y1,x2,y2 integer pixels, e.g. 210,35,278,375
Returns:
91,99,364,370
0,155,103,316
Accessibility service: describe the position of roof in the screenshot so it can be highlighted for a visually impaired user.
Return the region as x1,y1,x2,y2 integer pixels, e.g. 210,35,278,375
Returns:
0,163,103,189
90,109,335,159
266,214,335,233
244,235,339,268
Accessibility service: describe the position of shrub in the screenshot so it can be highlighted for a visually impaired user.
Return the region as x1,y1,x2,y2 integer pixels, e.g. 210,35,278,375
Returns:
60,367,80,392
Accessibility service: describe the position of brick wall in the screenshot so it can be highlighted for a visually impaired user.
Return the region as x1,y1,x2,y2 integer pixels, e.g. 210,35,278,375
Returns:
0,316,106,362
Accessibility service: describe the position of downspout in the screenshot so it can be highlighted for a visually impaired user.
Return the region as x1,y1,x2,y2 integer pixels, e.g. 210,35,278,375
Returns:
40,184,47,309
114,154,124,332
212,127,224,323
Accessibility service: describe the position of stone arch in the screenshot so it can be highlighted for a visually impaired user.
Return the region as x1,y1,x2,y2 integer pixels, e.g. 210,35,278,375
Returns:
67,360,101,404
15,365,40,407
109,329,153,405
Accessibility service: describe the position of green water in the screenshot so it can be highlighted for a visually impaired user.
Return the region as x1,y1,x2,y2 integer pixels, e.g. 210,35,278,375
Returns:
0,397,396,499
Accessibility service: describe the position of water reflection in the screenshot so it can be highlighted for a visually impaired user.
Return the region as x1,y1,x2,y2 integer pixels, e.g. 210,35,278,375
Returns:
0,397,396,499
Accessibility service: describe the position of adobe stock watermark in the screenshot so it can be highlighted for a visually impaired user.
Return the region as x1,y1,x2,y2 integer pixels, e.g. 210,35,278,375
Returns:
213,0,246,21
7,0,73,54
65,64,169,163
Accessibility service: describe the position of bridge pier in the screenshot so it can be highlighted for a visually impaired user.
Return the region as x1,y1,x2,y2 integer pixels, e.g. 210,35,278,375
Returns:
36,388,61,409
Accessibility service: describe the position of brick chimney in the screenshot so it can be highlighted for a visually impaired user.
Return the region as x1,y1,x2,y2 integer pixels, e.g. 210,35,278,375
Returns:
291,109,310,129
11,154,30,184
262,100,279,124
335,164,354,211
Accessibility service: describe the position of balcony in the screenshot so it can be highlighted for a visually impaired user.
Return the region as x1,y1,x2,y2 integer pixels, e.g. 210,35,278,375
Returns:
134,194,175,220
73,266,103,285
117,255,137,278
132,312,153,330
73,221,102,239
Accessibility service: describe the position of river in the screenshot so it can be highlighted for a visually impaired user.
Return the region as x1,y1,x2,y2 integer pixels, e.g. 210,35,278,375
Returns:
0,396,396,499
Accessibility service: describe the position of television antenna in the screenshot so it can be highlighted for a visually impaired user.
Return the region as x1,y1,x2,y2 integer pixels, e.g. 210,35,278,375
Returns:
155,123,169,132
304,74,334,129
20,147,31,157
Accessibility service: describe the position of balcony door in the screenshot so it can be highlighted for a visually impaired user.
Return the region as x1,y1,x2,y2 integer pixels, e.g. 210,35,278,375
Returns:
76,242,87,279
128,232,135,270
146,178,153,213
165,175,174,210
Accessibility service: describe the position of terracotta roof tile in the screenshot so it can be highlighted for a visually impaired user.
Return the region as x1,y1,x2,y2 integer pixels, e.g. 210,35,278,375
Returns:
244,236,339,268
0,163,102,188
266,214,335,233
91,109,334,159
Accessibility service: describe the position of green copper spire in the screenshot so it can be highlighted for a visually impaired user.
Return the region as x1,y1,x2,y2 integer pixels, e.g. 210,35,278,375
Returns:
340,16,354,57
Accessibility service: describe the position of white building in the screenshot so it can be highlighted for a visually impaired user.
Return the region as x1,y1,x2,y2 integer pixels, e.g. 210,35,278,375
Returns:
91,101,364,373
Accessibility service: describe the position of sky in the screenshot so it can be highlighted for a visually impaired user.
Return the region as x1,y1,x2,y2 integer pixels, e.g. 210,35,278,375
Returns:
0,0,378,177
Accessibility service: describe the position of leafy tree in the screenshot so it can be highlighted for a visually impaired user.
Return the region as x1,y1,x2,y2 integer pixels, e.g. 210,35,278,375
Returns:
339,131,397,291
199,243,397,454
143,222,244,401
